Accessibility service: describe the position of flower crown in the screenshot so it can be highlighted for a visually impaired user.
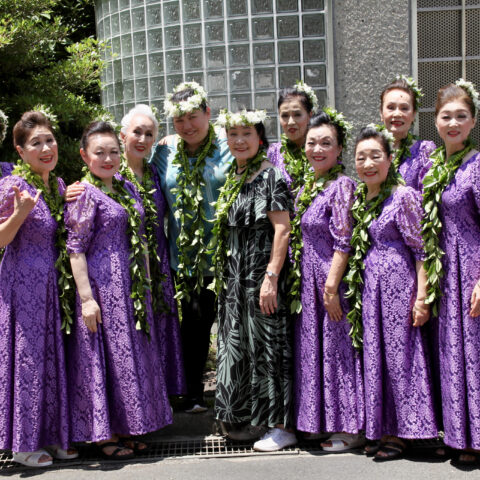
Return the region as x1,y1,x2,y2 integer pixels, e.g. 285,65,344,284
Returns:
293,80,318,112
164,81,208,118
215,109,268,129
455,78,479,116
0,109,8,145
34,104,59,130
323,107,352,149
366,123,395,152
395,75,423,110
95,111,121,133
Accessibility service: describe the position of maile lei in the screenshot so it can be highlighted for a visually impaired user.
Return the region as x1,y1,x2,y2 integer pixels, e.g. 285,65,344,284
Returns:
171,123,217,301
12,162,75,333
209,150,265,297
120,158,170,314
344,166,403,349
280,134,307,195
421,138,476,316
82,168,151,336
288,163,344,314
392,132,416,172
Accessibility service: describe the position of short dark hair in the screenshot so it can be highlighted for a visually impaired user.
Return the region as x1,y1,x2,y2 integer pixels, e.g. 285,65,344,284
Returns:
80,121,120,151
170,88,208,113
380,77,417,112
277,88,314,114
354,126,392,157
435,83,476,118
13,111,54,148
307,112,345,149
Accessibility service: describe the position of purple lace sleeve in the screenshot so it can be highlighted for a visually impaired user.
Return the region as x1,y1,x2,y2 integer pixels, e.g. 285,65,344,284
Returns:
0,176,19,224
65,183,97,254
329,176,356,253
394,186,426,261
471,153,480,212
417,140,436,190
267,143,281,168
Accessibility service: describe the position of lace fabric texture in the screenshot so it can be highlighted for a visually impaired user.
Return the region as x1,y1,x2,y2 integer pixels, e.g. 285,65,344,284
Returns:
0,175,70,452
65,182,172,442
267,143,294,194
398,140,436,192
294,176,365,434
0,162,14,178
362,186,438,440
436,152,480,449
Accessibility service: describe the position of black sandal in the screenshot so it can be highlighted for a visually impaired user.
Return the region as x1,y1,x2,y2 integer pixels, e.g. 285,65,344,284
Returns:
373,440,407,462
452,450,480,467
98,441,135,460
364,440,380,456
120,438,149,455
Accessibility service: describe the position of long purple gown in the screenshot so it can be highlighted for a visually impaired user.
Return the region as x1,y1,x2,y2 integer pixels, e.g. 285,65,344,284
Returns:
398,140,436,191
149,165,185,395
65,182,172,442
0,175,69,452
0,162,14,177
295,175,365,434
362,186,438,440
435,151,480,450
267,143,294,193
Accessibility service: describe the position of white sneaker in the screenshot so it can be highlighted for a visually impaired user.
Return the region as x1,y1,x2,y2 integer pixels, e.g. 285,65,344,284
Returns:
253,428,297,452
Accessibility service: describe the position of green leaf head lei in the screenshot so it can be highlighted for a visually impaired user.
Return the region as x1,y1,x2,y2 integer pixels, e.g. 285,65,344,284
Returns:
344,124,405,349
82,167,152,336
12,162,76,333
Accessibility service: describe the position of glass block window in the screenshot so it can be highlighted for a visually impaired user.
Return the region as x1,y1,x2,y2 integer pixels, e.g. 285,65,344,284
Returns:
416,2,480,145
96,0,332,139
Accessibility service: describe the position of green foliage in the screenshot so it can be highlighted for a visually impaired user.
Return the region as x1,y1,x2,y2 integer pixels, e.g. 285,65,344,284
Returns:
0,0,107,184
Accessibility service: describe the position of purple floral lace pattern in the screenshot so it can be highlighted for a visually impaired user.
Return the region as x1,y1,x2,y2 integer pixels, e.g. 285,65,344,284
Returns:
294,176,365,434
362,186,438,440
0,162,14,178
436,152,480,450
65,182,172,442
0,175,69,452
398,140,436,192
267,143,294,194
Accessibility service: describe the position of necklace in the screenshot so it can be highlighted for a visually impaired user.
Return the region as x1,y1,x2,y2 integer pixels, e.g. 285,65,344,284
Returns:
280,134,307,194
393,132,416,172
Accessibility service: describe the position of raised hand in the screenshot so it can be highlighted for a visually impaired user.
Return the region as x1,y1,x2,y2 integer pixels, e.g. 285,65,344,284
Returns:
12,186,41,218
65,181,85,203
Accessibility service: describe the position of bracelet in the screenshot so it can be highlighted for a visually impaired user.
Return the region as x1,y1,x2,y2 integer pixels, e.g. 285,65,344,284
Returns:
324,290,338,297
266,270,279,278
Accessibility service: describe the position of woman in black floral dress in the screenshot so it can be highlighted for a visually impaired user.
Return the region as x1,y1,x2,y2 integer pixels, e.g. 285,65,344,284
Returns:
210,110,295,452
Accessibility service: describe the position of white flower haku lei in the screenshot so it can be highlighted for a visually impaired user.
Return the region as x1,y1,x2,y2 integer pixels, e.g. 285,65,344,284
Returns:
294,80,319,112
34,104,59,130
396,74,423,109
215,109,268,128
323,107,352,148
367,123,395,151
455,78,479,116
164,81,208,118
96,111,121,133
0,109,8,145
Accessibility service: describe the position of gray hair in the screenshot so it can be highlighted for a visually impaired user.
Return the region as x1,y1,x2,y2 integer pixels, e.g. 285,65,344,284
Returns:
121,104,159,139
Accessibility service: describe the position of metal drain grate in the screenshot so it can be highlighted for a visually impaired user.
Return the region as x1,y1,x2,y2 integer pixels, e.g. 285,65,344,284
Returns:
0,436,444,472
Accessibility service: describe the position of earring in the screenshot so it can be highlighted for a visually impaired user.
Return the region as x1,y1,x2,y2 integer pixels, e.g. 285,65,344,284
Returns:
259,140,263,145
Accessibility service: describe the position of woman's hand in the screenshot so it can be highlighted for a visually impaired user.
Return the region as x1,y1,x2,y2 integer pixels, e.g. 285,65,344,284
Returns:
65,181,85,202
12,186,41,218
260,275,278,315
81,298,102,333
412,297,430,327
470,281,480,317
323,290,343,322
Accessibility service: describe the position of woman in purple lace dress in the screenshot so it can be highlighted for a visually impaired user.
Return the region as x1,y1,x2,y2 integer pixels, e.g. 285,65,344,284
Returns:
119,105,185,396
293,111,365,451
380,76,435,191
351,126,437,461
267,82,315,195
65,122,172,459
426,82,480,465
0,112,77,467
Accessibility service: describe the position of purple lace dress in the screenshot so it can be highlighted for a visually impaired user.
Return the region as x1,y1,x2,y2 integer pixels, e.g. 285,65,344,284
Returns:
398,140,436,191
149,165,185,395
0,175,69,452
0,162,14,177
435,151,480,450
65,182,172,442
267,143,294,193
362,186,438,440
295,176,365,434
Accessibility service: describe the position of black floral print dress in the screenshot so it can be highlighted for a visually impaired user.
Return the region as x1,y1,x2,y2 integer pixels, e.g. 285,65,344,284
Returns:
214,167,293,428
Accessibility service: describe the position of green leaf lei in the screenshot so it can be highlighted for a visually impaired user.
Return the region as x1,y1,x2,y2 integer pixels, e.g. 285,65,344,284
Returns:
12,162,75,333
280,133,307,195
288,163,344,314
344,166,404,349
209,150,266,297
82,168,151,336
171,123,217,301
392,132,416,172
421,138,476,316
120,158,170,315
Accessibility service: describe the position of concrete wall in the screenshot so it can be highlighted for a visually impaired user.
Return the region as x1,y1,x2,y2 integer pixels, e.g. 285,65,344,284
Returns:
332,0,412,171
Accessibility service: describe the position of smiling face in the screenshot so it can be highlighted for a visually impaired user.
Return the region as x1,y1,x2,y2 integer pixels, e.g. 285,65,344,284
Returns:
16,126,58,179
80,133,121,180
435,99,476,154
172,108,211,151
380,88,416,142
121,113,156,162
305,124,342,177
226,125,261,165
278,96,312,147
355,137,392,194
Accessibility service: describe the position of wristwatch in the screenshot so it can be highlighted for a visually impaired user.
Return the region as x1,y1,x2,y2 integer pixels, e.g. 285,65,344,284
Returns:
266,270,279,278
